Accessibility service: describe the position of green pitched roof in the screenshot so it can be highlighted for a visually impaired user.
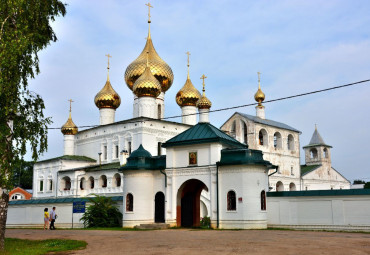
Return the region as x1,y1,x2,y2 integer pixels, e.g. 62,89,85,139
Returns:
300,164,321,176
217,148,276,168
120,144,166,171
9,196,123,205
162,122,246,148
37,155,96,164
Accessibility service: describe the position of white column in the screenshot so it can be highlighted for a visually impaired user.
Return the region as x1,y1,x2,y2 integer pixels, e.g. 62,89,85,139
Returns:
256,105,265,119
198,108,210,123
156,92,165,119
133,95,139,118
181,106,197,125
137,97,157,118
99,108,115,125
63,135,75,155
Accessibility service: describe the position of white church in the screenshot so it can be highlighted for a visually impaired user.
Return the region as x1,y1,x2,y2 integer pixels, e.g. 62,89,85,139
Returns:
30,3,350,229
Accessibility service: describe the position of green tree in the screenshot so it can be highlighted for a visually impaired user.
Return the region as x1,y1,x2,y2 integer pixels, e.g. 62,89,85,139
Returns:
81,195,123,228
353,180,365,185
0,0,66,250
13,161,34,189
364,182,370,189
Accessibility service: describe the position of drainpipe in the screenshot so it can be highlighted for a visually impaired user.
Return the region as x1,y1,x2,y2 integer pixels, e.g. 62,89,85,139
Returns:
160,169,167,188
216,164,219,229
268,165,278,191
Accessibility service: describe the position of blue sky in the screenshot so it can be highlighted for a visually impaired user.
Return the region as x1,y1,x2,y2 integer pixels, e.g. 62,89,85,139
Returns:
29,0,370,182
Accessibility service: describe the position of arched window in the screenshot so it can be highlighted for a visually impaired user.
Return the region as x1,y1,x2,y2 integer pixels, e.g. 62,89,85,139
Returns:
158,104,162,119
48,179,53,191
259,129,268,146
80,177,86,190
227,191,236,211
323,148,328,158
61,176,71,191
276,181,284,191
11,193,24,200
89,176,94,189
289,182,296,191
243,122,248,145
100,175,107,188
287,134,294,150
113,173,121,187
273,132,282,149
261,190,266,210
126,193,133,212
310,148,318,159
230,121,236,138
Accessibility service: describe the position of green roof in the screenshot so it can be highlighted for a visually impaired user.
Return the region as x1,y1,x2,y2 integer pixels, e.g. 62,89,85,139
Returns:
162,122,246,148
300,164,321,176
120,144,166,171
85,162,120,172
217,148,276,168
37,155,96,164
267,189,370,197
9,196,123,205
130,144,152,158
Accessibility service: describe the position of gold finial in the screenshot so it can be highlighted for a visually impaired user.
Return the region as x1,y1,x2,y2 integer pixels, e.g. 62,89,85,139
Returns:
145,2,153,38
68,99,73,116
200,74,207,94
315,124,317,130
186,51,191,79
254,72,265,106
105,54,112,80
62,99,78,135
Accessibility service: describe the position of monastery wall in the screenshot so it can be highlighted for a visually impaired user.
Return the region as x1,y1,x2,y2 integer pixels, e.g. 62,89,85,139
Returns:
267,190,370,231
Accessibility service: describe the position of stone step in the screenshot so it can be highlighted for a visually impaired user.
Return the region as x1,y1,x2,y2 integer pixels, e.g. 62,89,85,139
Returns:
135,223,170,230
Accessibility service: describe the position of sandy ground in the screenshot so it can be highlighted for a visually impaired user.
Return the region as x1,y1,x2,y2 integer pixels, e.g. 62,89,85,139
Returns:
5,228,370,255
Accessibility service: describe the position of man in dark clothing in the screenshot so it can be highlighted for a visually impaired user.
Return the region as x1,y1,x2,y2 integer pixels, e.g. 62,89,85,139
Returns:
49,207,57,230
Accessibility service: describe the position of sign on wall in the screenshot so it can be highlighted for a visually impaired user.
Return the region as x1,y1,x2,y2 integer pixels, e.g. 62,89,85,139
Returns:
73,201,86,214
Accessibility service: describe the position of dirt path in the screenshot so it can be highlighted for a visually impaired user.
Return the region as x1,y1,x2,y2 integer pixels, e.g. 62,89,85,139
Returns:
5,228,370,255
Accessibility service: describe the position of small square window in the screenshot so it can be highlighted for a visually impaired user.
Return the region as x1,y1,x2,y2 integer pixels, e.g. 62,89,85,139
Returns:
189,152,197,165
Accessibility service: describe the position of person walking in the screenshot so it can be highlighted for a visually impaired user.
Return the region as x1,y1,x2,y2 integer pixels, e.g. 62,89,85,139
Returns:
49,206,57,230
43,208,49,230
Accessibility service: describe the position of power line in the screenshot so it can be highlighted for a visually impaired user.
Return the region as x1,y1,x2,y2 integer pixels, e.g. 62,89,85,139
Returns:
47,79,370,130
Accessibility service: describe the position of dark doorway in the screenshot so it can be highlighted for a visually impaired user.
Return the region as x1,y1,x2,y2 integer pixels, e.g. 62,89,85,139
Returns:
181,192,194,227
155,192,165,223
176,179,208,227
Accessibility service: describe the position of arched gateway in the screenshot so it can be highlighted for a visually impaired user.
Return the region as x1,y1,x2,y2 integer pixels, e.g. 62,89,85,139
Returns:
177,179,208,227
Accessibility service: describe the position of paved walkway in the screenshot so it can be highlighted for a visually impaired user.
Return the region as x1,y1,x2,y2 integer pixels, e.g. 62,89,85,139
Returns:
6,229,370,255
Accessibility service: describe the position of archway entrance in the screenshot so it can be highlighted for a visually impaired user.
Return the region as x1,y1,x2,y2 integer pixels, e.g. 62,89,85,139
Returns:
177,179,208,227
155,192,165,223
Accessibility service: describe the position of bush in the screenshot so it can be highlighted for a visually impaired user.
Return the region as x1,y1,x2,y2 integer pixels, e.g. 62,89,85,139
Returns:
81,195,122,228
200,216,211,228
364,182,370,189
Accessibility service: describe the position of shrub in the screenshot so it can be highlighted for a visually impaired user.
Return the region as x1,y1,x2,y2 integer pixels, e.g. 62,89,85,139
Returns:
200,216,211,228
81,195,122,228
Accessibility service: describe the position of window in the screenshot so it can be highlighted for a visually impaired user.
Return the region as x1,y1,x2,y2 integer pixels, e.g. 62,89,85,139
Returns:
100,175,107,188
126,193,133,212
189,152,197,165
276,181,284,191
289,182,296,191
273,132,282,149
80,177,85,190
230,121,236,138
261,191,266,211
243,122,248,145
61,177,71,191
323,148,328,158
48,180,53,191
11,194,23,200
287,134,294,150
104,146,107,160
259,129,267,146
227,191,236,211
115,145,119,159
128,142,132,155
89,176,94,189
113,173,121,187
310,148,318,159
158,142,162,156
291,166,294,176
158,104,161,119
39,180,44,192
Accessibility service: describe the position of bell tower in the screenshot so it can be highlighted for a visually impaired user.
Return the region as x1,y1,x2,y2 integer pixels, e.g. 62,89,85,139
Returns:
303,125,332,166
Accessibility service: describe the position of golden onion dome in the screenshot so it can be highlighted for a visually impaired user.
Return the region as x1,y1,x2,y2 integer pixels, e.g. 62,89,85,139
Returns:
61,112,78,135
254,72,265,106
197,75,212,109
176,78,201,107
133,53,162,98
124,26,174,93
94,76,121,110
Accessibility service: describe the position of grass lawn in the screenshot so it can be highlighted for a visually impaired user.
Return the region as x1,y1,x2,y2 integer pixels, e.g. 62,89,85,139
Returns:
3,238,87,255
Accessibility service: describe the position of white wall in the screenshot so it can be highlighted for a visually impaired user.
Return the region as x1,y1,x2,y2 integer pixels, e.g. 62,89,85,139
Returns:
267,194,370,231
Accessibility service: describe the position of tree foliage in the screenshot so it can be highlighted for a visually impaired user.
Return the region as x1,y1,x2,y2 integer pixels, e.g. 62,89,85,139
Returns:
81,195,123,228
13,161,34,189
364,182,370,189
353,180,365,185
0,0,66,250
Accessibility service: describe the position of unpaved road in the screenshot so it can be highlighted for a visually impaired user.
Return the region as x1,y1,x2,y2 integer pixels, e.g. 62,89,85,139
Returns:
5,228,370,255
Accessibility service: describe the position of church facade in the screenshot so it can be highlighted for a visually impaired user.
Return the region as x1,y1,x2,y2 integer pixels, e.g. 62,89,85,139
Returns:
32,3,349,229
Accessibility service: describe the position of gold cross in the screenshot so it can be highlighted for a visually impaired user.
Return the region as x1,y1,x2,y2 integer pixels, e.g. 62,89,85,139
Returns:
68,99,74,113
145,2,153,22
186,51,191,66
200,74,207,92
105,54,112,69
257,71,261,82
